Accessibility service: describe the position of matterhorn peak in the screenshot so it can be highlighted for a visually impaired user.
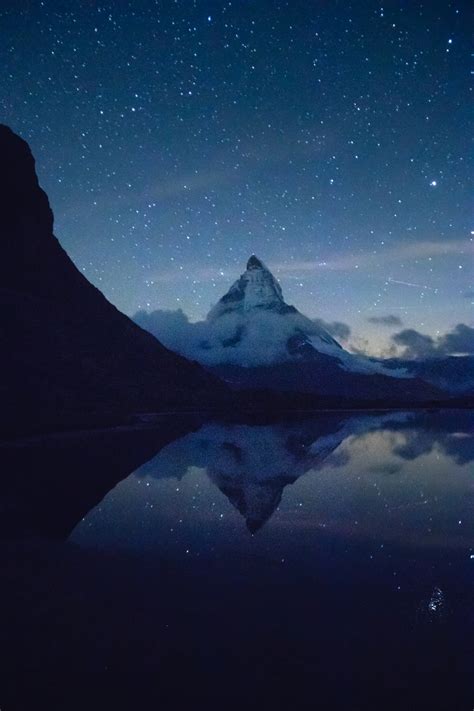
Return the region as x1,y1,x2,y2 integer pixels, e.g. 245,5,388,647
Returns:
135,254,431,383
246,254,266,270
197,255,343,364
207,255,288,320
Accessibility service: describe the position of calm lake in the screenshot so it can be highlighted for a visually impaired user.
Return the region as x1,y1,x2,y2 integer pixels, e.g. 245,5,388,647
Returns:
1,410,473,710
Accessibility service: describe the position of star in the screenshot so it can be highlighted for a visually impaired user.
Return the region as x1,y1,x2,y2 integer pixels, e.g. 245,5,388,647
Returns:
0,0,469,353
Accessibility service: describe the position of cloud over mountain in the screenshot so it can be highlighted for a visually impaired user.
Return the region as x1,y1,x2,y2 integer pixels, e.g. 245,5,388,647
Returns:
133,307,349,367
392,323,474,359
313,318,351,340
367,315,403,327
134,256,351,367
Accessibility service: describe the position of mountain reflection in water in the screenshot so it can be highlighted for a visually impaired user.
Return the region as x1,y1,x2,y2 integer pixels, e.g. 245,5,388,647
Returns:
1,410,474,710
71,411,474,552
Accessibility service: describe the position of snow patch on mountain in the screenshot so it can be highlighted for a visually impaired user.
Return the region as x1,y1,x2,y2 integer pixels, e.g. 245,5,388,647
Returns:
135,308,336,367
309,338,410,377
208,255,287,318
134,255,410,377
308,412,414,455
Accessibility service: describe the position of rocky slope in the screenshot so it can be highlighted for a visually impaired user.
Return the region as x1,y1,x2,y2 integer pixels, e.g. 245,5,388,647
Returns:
0,125,226,437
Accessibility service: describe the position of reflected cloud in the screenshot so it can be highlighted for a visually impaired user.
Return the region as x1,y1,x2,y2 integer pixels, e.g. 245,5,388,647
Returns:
136,412,418,531
367,461,403,476
138,416,350,531
2,411,472,543
390,419,474,466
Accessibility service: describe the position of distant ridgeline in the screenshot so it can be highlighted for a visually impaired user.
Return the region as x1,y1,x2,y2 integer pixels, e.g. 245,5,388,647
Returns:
135,256,467,403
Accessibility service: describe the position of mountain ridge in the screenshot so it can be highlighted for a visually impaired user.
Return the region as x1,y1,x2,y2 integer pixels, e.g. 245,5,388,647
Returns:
0,124,227,437
135,256,452,402
205,254,343,356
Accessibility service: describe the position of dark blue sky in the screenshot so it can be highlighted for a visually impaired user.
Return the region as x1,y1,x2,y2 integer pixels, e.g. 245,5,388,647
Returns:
1,0,472,354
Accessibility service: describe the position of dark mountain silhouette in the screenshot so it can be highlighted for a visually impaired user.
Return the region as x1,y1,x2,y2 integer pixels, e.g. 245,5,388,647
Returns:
381,355,474,394
0,417,198,539
211,359,444,402
0,125,227,437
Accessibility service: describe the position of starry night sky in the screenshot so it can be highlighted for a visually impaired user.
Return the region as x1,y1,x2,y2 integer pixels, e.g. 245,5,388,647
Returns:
1,0,472,355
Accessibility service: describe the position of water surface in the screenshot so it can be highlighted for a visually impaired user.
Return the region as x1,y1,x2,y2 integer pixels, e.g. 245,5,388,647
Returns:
72,411,474,561
1,410,473,709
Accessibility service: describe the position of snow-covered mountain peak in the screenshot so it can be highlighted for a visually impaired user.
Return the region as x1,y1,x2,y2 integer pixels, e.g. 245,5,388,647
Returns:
136,257,415,379
207,255,289,320
246,254,265,270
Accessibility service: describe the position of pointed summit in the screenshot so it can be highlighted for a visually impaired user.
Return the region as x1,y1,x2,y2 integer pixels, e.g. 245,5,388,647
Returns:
200,254,342,361
207,255,288,320
246,254,265,270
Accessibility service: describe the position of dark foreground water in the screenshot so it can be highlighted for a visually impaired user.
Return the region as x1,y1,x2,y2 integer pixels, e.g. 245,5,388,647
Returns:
1,410,473,710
